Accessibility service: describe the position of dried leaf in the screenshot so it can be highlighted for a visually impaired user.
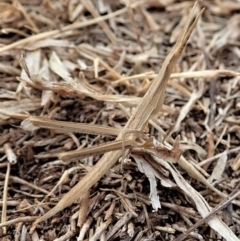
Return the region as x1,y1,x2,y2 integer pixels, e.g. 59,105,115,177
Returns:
134,154,161,210
208,151,227,184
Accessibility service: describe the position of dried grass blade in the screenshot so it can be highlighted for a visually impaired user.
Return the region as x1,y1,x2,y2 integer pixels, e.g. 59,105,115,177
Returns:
168,80,205,136
16,1,39,33
168,80,207,113
59,139,136,162
29,116,120,136
114,69,240,86
81,0,117,44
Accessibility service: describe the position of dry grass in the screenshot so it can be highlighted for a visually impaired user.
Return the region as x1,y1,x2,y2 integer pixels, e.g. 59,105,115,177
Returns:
0,1,240,241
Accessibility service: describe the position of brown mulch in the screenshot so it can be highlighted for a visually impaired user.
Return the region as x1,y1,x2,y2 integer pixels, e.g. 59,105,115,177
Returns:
0,1,240,240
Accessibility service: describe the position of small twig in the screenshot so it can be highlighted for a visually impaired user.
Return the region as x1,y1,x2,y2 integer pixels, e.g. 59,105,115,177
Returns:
174,183,240,241
198,146,240,167
0,216,38,229
77,191,90,228
1,162,10,234
1,143,17,234
106,213,132,240
0,173,50,195
54,217,77,241
15,1,40,33
90,217,113,241
104,200,116,221
0,200,19,206
4,143,17,165
78,217,93,241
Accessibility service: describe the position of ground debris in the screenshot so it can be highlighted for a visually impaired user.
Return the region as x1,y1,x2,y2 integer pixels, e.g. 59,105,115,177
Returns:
0,1,240,240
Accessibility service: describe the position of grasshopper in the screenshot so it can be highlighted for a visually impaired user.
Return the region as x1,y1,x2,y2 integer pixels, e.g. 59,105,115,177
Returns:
30,3,225,232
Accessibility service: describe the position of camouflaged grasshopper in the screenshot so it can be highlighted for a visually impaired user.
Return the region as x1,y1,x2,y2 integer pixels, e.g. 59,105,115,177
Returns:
30,3,224,233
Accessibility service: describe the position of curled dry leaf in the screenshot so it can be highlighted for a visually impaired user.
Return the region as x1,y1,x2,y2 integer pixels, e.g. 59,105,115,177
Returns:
208,151,228,184
134,154,161,210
